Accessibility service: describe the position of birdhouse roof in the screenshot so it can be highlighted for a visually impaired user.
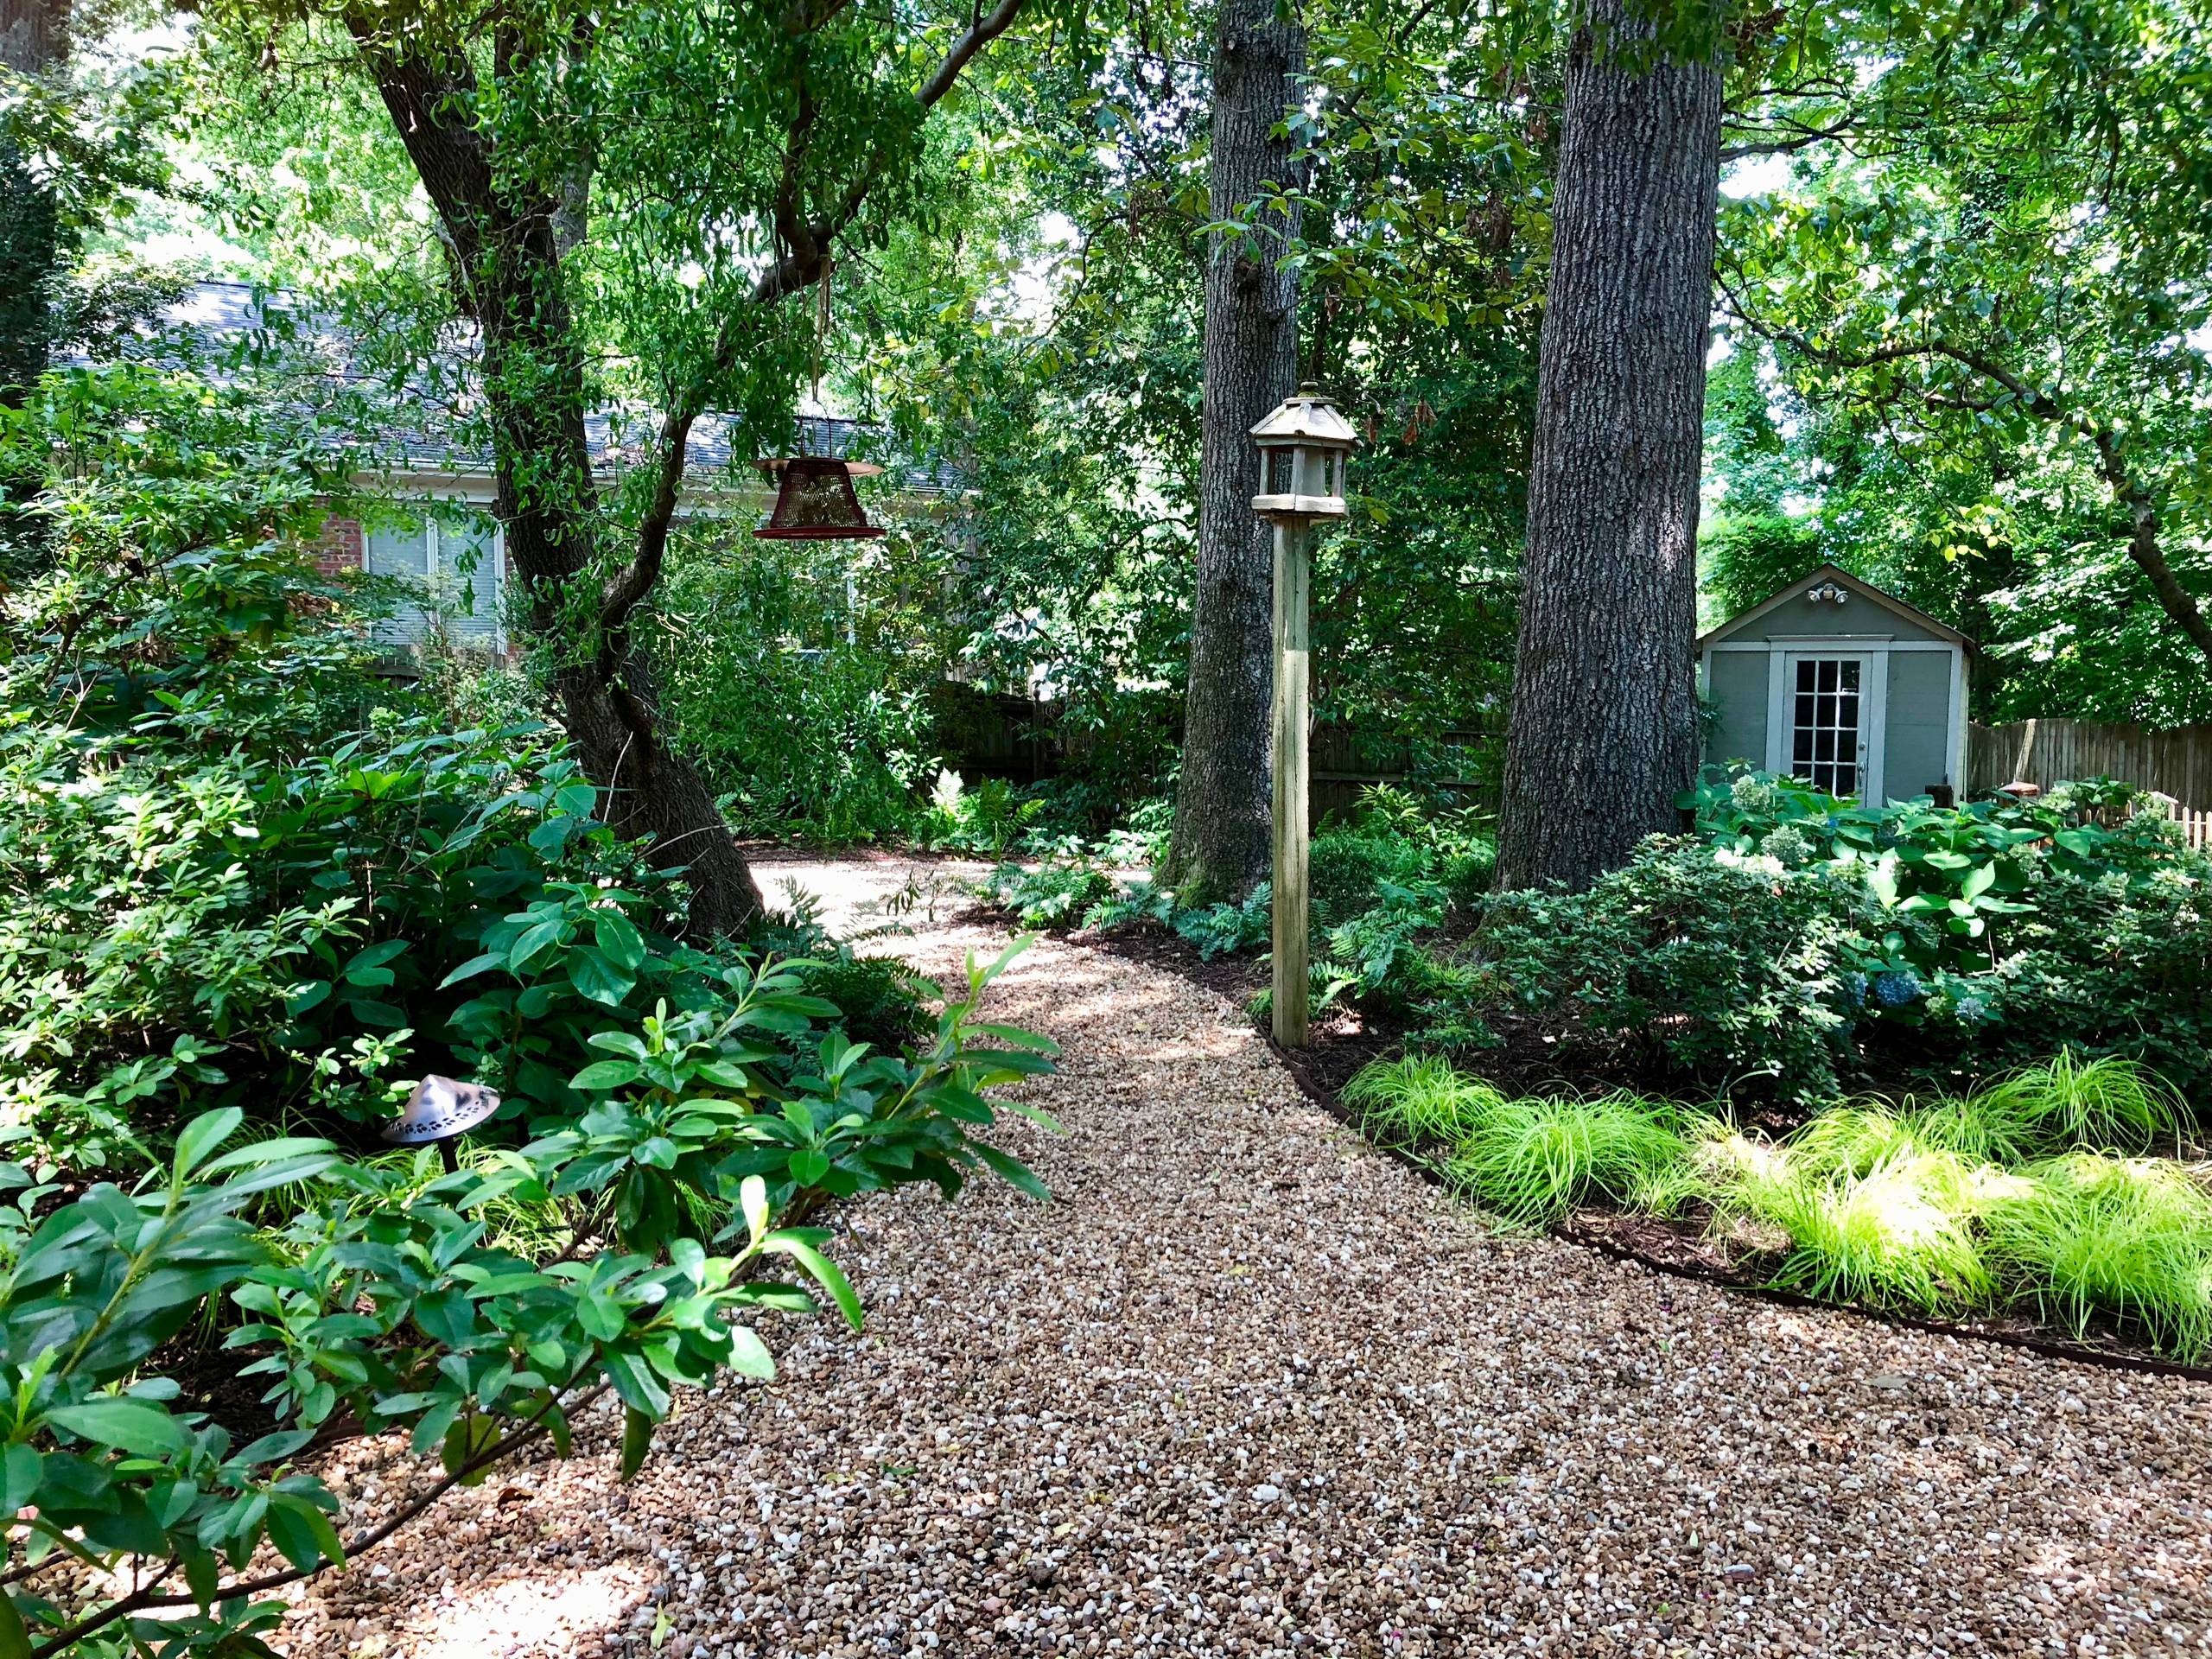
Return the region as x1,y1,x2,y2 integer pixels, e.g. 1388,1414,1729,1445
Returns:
1249,387,1358,448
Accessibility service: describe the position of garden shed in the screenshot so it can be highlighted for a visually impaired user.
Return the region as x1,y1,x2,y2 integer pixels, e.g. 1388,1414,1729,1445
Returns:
1699,565,1971,804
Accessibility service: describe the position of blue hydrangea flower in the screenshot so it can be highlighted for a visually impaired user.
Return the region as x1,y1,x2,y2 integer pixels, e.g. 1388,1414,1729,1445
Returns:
1872,969,1923,1008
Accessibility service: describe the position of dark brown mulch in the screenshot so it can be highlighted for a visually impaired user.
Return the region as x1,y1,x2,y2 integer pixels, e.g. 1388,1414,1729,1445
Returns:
153,1333,289,1446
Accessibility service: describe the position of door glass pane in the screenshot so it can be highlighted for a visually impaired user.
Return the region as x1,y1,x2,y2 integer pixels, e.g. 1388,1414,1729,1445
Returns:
1786,656,1866,798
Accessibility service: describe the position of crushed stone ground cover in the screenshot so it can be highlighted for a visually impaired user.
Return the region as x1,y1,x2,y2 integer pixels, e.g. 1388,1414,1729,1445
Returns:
285,857,2212,1659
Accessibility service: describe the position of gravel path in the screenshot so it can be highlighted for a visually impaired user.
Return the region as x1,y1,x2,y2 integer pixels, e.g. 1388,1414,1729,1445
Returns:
290,857,2212,1659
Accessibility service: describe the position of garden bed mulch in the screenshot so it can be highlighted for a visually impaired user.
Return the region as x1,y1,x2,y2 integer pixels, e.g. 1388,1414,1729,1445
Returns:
1090,922,2212,1386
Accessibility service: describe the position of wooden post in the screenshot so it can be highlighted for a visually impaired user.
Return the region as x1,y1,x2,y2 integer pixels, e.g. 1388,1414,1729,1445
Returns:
1271,516,1311,1047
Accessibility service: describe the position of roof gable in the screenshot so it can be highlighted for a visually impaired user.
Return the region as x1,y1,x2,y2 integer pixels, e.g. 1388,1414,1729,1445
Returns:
1700,563,1972,652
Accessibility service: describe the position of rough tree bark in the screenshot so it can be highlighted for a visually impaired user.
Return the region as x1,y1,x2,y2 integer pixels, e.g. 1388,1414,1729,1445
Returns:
345,3,1025,935
1491,0,1723,892
0,0,67,406
1160,0,1305,905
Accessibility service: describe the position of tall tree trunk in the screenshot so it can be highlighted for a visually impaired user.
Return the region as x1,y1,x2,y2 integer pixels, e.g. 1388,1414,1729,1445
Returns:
0,0,64,406
1492,0,1723,892
0,0,66,574
353,22,768,935
1161,0,1304,905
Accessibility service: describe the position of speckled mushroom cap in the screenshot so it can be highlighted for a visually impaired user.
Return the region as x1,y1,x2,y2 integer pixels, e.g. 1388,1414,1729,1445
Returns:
380,1074,502,1145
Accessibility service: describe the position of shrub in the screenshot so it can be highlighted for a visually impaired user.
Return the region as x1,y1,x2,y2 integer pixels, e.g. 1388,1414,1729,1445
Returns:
981,859,1116,928
0,362,1072,1659
1683,766,2212,1082
1466,838,1875,1098
652,534,937,844
1173,882,1274,959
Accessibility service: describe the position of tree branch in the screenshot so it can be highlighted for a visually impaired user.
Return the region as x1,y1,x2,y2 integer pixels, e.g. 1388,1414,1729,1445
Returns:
30,1383,615,1658
749,0,1030,304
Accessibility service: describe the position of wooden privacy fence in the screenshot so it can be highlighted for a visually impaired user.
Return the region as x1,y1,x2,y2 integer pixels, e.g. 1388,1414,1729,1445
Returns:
1969,718,2212,849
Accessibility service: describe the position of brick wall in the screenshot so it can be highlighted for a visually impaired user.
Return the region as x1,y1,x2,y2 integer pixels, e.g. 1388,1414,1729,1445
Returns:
316,515,365,577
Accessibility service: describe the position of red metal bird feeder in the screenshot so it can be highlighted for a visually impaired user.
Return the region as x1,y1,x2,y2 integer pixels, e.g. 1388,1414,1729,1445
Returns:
753,454,887,541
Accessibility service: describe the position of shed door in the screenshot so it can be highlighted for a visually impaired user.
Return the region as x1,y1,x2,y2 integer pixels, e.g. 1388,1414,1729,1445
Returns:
1781,651,1878,800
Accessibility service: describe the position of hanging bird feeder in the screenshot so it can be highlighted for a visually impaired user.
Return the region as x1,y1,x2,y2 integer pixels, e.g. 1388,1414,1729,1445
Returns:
753,454,887,540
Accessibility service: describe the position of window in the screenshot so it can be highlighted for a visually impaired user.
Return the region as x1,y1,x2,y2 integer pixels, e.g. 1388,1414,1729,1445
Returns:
362,508,503,650
1789,656,1863,797
1266,448,1294,495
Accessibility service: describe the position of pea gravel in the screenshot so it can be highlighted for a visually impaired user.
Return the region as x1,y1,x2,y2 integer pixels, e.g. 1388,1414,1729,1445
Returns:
285,857,2212,1659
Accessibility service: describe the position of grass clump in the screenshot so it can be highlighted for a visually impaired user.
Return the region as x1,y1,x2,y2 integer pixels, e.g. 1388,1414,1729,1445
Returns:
1720,1143,1997,1313
1984,1153,2212,1358
1442,1090,1691,1228
1344,1048,2212,1357
1958,1052,2183,1160
1341,1054,1506,1146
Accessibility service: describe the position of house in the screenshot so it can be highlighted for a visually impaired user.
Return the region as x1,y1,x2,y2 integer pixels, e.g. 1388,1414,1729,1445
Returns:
1699,565,1971,804
90,283,954,655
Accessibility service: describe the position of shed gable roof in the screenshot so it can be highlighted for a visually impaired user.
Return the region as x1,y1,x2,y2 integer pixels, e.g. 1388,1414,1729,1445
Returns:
1699,563,1973,652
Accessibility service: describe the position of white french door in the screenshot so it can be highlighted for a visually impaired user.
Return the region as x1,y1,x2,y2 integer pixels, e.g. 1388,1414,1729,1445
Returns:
1779,651,1882,801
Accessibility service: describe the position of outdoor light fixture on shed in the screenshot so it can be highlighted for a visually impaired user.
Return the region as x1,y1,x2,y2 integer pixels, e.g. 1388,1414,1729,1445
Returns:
382,1074,502,1170
1250,385,1357,1052
753,454,887,541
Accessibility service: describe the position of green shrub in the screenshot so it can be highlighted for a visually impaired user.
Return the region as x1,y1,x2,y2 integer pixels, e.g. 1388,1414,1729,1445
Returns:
981,859,1116,927
1173,882,1274,959
1466,838,1874,1098
0,370,1066,1659
651,533,938,844
1683,766,2212,1083
787,952,933,1053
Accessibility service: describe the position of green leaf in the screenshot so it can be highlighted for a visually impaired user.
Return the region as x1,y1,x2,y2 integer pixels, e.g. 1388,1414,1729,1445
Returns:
43,1399,185,1455
509,918,568,972
762,1234,862,1331
174,1108,244,1179
439,950,508,989
725,1325,775,1380
788,1149,831,1186
620,1407,653,1482
971,1142,1051,1201
569,1059,644,1093
0,1446,41,1516
0,1588,28,1659
1960,861,1998,902
567,946,635,1008
595,912,647,972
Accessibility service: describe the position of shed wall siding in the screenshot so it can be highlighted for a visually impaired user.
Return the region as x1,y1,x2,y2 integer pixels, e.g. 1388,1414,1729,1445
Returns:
1737,600,1948,645
1705,649,1770,769
1883,650,1954,798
